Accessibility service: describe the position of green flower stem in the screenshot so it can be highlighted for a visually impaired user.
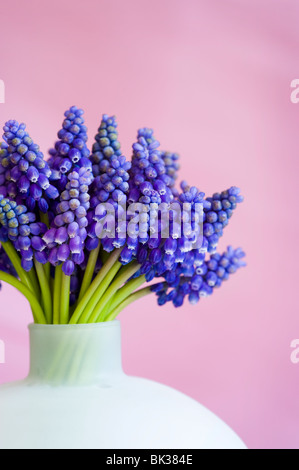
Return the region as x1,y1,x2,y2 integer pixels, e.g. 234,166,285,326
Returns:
96,299,113,323
34,260,52,324
78,261,122,324
77,243,100,303
101,274,146,321
0,271,46,324
105,286,153,322
38,212,51,282
1,241,34,292
27,267,41,301
53,265,62,324
50,275,54,296
69,303,76,317
60,272,71,324
44,263,51,284
89,262,141,323
69,248,123,325
100,249,110,264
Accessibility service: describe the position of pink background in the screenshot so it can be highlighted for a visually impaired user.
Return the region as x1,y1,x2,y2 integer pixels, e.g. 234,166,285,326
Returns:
0,0,298,449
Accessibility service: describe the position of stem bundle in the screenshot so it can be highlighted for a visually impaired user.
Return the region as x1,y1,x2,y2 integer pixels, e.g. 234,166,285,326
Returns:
0,243,152,324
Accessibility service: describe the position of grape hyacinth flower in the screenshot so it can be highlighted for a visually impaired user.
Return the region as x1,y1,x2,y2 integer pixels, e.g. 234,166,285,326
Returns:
161,151,180,195
203,187,244,253
0,121,59,212
124,128,173,251
130,128,172,201
42,167,93,275
153,246,246,308
90,114,122,177
0,195,46,271
87,115,131,253
48,106,91,193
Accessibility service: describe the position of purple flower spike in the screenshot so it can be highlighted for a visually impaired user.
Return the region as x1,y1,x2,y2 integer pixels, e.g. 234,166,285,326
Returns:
87,115,131,252
0,195,42,269
48,106,91,194
203,187,244,252
90,114,122,177
161,151,180,191
0,121,59,213
42,166,93,273
122,127,174,255
152,246,245,308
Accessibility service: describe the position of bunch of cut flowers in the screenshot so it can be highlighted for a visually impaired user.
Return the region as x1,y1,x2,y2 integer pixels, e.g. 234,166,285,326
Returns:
0,107,245,324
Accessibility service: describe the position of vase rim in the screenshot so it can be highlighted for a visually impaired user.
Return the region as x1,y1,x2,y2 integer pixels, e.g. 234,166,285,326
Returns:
27,320,123,385
28,320,120,331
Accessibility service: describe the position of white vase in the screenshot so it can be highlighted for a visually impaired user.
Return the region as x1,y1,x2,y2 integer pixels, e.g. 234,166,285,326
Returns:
0,321,246,449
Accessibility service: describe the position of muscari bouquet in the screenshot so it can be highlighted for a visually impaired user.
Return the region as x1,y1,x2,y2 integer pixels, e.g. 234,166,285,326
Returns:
0,106,245,325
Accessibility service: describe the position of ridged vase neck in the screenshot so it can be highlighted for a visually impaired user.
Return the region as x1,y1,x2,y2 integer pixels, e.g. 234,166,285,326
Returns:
27,321,124,386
